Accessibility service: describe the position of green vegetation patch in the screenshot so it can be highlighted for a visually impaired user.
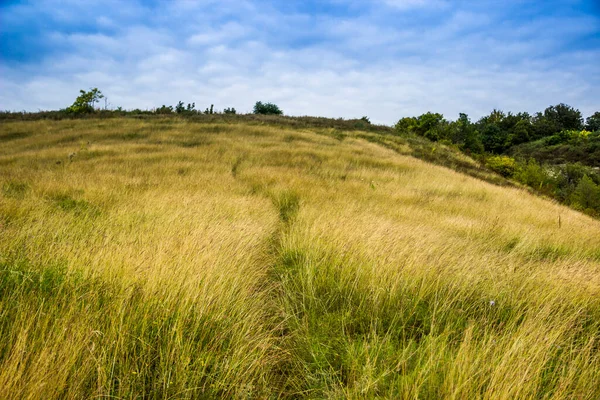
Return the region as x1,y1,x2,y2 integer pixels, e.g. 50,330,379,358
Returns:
2,181,30,199
94,131,150,141
526,243,572,262
0,255,85,302
75,149,118,161
46,192,101,217
272,243,566,396
0,129,32,142
0,254,264,398
511,130,600,167
195,124,229,134
175,137,212,148
272,190,300,224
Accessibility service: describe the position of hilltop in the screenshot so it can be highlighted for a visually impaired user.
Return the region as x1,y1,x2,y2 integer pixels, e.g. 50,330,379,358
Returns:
1,118,600,398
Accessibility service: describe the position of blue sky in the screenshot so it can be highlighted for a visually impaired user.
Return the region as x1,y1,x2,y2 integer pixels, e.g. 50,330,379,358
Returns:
1,0,599,124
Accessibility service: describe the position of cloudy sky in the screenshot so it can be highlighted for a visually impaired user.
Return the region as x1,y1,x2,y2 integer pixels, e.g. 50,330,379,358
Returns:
1,0,599,124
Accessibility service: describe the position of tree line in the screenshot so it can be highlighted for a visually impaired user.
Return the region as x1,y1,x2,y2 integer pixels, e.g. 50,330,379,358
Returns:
395,104,600,216
64,88,283,116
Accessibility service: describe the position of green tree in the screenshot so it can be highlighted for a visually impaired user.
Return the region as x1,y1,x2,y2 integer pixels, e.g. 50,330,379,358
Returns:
416,112,445,141
531,104,583,140
586,111,600,132
450,113,483,154
67,88,104,113
478,110,533,151
510,118,532,145
501,112,532,145
484,109,506,124
253,101,283,115
543,103,583,131
481,123,509,153
395,113,446,140
395,116,418,134
532,112,559,139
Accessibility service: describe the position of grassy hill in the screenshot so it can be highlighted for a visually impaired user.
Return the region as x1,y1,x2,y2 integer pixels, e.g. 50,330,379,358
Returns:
1,118,600,398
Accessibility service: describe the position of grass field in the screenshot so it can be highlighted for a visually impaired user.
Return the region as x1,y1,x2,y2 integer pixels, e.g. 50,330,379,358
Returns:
1,118,600,399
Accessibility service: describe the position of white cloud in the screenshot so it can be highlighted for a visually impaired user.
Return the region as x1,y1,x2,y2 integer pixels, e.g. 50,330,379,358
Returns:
0,0,598,123
188,22,251,46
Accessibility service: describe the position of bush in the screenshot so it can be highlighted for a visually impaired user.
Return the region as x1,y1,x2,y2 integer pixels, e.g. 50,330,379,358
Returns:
394,113,452,142
486,156,517,177
546,129,591,145
570,175,600,214
173,102,197,114
395,117,418,134
513,159,554,194
253,101,283,115
66,88,103,114
155,105,173,114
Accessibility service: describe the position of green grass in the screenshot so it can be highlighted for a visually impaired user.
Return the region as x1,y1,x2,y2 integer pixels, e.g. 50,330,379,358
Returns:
1,118,599,398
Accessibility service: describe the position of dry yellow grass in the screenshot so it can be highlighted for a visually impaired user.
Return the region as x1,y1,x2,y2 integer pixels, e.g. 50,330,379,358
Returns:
1,118,599,398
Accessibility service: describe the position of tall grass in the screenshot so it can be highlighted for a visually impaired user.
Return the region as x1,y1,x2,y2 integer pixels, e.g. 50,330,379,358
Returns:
1,119,599,398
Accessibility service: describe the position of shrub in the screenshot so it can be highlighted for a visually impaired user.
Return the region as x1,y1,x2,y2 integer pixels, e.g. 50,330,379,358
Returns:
486,155,517,177
570,175,600,213
513,159,554,194
155,105,173,114
395,117,418,134
546,129,591,145
253,101,283,115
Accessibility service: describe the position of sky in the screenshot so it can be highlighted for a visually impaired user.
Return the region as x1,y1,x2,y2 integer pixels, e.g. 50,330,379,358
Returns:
0,0,599,124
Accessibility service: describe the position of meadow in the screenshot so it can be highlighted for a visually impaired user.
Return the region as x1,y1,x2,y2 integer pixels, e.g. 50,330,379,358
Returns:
1,118,599,399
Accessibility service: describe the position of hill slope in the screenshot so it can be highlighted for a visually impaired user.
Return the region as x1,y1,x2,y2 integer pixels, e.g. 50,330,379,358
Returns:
1,119,600,398
510,130,600,167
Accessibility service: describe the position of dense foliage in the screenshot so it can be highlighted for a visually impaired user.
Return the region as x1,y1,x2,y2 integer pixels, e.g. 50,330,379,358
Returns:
253,101,284,115
510,130,600,166
395,104,600,216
